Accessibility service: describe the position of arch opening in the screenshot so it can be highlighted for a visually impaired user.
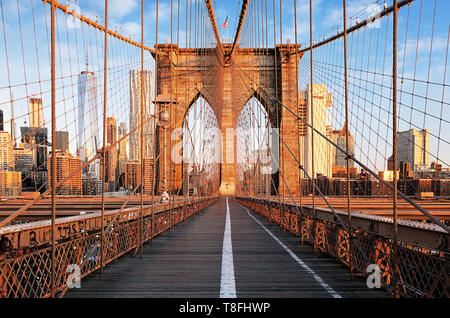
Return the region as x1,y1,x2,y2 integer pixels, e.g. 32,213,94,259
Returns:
236,96,278,197
181,96,220,197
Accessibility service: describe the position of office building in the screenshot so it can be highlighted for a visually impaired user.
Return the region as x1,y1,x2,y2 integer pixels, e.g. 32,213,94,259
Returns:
129,70,155,161
103,117,118,191
29,98,43,128
0,171,21,196
301,84,333,178
104,147,118,191
77,70,99,163
397,128,430,171
19,126,48,189
14,144,34,191
298,91,308,137
55,131,69,153
124,158,154,194
14,144,33,172
20,127,48,145
331,123,355,168
48,150,82,195
125,160,141,190
118,122,128,160
107,117,117,145
0,131,14,169
116,122,128,189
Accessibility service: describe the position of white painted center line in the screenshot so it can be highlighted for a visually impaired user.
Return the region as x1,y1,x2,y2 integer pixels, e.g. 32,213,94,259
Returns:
242,205,342,298
220,197,237,298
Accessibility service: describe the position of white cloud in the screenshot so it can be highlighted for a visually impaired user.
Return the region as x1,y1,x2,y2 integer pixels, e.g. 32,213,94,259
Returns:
121,21,141,37
322,0,382,34
109,0,138,19
148,1,174,22
398,36,449,58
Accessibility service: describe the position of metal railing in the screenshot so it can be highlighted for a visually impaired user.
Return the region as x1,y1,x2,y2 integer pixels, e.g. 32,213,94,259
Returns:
238,197,449,298
0,197,217,298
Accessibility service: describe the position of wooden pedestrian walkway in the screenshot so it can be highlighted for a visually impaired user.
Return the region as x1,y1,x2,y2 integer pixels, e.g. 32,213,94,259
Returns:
66,197,388,298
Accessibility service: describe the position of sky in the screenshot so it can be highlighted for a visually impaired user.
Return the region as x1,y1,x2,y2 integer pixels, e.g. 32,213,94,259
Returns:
0,0,449,172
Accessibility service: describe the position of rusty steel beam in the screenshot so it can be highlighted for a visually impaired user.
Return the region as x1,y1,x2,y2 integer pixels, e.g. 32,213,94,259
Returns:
204,0,225,56
41,0,163,56
2,197,449,221
238,197,450,253
292,0,414,55
229,0,249,58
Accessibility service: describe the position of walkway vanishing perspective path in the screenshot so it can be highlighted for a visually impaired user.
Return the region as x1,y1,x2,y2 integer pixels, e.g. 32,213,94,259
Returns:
66,197,388,298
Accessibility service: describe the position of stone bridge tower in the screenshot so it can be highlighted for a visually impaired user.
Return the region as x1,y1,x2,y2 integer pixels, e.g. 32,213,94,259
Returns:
153,43,303,196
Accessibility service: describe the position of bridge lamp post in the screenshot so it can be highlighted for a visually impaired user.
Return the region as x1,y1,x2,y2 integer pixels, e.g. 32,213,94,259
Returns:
154,97,177,197
155,97,177,232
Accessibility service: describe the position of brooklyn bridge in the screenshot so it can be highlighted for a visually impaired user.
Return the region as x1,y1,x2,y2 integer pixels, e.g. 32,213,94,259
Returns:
0,0,448,298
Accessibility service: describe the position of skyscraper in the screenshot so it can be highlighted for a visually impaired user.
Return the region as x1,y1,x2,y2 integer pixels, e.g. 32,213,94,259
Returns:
29,98,43,128
0,171,21,196
116,122,128,189
48,150,82,195
302,84,333,178
129,70,155,161
118,122,128,160
0,131,14,169
107,117,117,145
77,71,99,163
397,128,430,171
331,123,355,168
118,121,127,136
19,127,48,192
105,117,118,191
55,131,69,153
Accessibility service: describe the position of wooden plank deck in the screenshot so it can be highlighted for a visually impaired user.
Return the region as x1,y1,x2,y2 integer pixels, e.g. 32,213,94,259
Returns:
66,197,389,298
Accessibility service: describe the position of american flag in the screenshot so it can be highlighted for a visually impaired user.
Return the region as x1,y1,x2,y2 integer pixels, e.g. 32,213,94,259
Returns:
222,16,228,28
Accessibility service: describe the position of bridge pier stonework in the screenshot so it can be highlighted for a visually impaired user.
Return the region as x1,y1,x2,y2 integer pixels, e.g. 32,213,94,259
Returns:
154,44,303,196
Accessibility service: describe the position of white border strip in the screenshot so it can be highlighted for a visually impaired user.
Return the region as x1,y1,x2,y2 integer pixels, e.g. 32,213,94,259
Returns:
220,197,237,298
243,206,342,298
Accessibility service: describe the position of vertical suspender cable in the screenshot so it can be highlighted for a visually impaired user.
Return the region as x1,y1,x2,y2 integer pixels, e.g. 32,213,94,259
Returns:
309,0,316,252
342,0,353,278
169,0,174,232
265,0,272,222
50,0,56,298
279,0,282,45
152,0,159,242
392,0,399,298
100,0,109,279
279,0,284,215
139,0,144,257
294,0,303,240
273,0,281,221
